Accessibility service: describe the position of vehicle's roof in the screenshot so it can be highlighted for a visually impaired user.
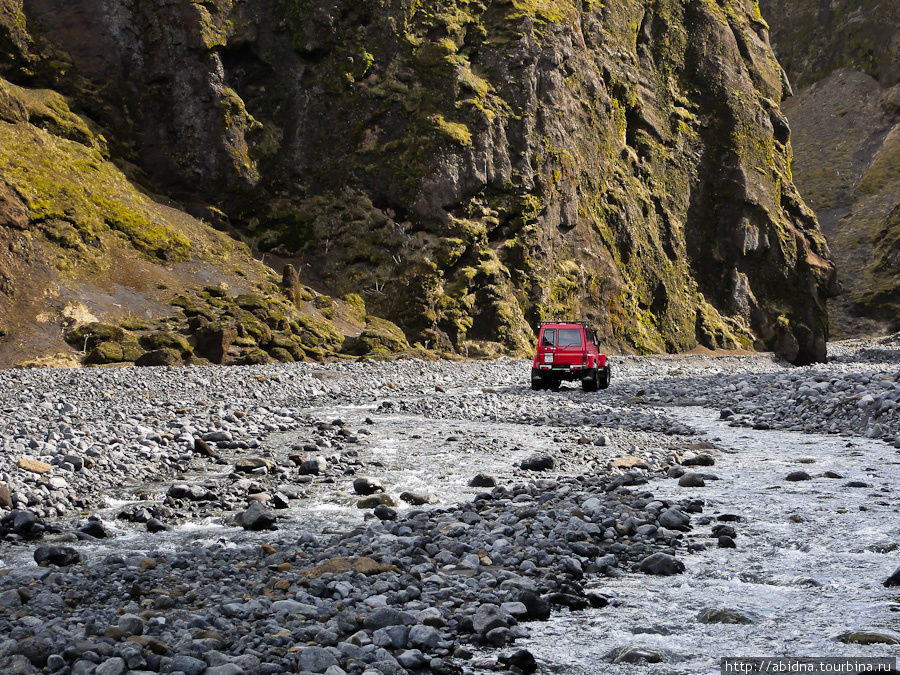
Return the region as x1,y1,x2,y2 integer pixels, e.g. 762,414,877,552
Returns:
540,323,585,328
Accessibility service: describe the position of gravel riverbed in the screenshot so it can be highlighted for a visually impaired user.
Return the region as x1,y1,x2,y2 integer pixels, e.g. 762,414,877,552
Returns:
0,336,898,674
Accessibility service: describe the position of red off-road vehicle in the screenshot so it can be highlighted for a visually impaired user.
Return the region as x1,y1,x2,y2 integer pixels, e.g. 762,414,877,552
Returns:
531,322,611,392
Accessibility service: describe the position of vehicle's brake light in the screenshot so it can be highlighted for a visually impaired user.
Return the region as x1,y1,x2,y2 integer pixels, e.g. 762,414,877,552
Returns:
582,353,587,366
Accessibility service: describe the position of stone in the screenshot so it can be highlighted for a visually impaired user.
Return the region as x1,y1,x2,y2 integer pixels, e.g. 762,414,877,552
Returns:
469,474,497,488
135,349,182,367
95,657,127,675
678,472,705,487
638,553,685,576
408,625,441,649
34,545,80,567
118,614,144,636
520,454,555,471
194,438,217,457
472,604,507,635
836,630,900,645
682,454,715,466
500,649,538,674
0,589,22,609
612,456,649,469
79,519,108,538
171,655,207,675
786,471,811,481
609,646,664,664
657,507,690,530
365,607,415,629
373,504,396,520
356,494,397,509
234,457,274,473
299,457,328,475
146,518,167,533
235,502,277,530
353,477,384,495
17,457,51,474
302,557,398,579
0,482,12,508
399,491,432,505
884,565,900,587
698,608,754,624
63,454,85,471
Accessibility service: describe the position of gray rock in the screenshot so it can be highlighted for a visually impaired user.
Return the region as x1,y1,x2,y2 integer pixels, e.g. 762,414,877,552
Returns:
472,604,507,635
353,477,384,495
638,553,685,576
698,608,755,624
95,657,128,675
469,474,497,488
171,655,207,675
0,589,22,609
657,507,690,530
786,471,811,481
34,545,80,567
365,607,415,629
408,624,441,649
520,455,555,471
299,457,328,475
235,502,277,530
297,646,339,672
677,472,705,487
118,613,144,636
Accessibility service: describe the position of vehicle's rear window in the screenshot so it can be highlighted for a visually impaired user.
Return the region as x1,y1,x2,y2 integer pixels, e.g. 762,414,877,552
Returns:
541,327,583,347
557,329,583,347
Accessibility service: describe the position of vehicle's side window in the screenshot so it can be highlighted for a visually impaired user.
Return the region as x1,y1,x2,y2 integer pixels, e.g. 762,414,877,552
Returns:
541,329,556,346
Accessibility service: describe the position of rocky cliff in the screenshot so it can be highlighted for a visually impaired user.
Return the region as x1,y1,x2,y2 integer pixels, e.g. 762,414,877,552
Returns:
759,0,899,336
0,0,836,365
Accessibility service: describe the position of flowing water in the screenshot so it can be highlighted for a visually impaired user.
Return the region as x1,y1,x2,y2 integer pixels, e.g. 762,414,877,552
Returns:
3,398,898,674
525,407,900,673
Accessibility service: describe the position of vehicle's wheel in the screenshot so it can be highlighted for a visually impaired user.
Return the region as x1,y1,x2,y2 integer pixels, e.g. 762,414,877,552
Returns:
582,369,598,392
548,379,560,391
598,365,611,390
530,369,543,391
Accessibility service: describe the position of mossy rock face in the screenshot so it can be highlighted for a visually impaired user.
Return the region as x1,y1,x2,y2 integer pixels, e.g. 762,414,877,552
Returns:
266,346,295,362
343,317,410,355
84,339,144,365
313,295,336,319
171,295,216,321
293,314,344,352
229,310,272,345
235,293,268,312
2,0,837,363
138,331,192,357
65,323,126,351
194,324,238,364
235,348,271,365
341,293,367,323
265,332,305,360
135,348,183,367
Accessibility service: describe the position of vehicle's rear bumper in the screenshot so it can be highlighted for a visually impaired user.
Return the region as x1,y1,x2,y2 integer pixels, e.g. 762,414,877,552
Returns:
532,365,592,382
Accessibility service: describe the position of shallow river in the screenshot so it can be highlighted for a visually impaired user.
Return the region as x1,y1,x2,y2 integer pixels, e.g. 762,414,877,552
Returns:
526,407,900,673
2,398,898,674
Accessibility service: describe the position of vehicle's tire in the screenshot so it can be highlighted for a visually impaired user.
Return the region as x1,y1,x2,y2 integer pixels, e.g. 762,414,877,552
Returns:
582,369,598,392
548,379,560,391
598,365,611,389
530,369,543,391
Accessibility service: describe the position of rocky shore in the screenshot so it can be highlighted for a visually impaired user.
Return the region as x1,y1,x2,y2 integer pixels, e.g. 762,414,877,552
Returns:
0,336,898,674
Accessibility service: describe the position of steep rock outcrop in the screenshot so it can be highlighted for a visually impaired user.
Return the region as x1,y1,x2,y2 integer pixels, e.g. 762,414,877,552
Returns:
3,0,836,363
759,0,899,335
